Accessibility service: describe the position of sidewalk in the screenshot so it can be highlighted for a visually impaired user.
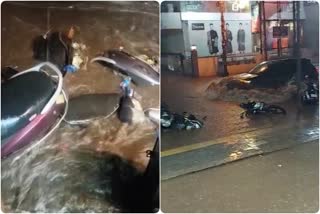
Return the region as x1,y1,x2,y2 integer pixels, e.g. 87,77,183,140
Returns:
161,121,319,180
161,141,319,213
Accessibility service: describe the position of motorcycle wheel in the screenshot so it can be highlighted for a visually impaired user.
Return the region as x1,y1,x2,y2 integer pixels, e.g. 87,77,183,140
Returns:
267,105,286,115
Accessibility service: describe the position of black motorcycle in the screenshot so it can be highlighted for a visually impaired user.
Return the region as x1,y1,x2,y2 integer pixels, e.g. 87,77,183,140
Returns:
240,101,286,118
161,105,204,130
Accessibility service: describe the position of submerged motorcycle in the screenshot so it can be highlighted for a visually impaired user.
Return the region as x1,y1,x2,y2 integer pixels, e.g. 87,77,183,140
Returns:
1,49,159,158
80,50,160,211
61,48,160,125
240,101,286,118
1,62,68,158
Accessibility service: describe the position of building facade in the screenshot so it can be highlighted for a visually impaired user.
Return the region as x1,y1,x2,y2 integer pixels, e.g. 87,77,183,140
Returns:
161,1,318,60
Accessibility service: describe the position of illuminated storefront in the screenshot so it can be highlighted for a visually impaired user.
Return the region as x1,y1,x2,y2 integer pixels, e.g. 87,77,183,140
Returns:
261,1,305,57
178,1,252,57
161,1,310,57
161,1,317,76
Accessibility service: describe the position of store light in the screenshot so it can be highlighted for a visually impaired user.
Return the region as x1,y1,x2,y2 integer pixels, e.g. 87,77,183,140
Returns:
191,45,197,50
232,3,239,11
231,0,249,11
289,23,294,30
239,0,249,9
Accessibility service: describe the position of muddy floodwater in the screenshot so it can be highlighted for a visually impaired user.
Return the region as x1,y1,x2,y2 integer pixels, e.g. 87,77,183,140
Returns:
205,78,299,103
161,71,318,151
1,2,159,212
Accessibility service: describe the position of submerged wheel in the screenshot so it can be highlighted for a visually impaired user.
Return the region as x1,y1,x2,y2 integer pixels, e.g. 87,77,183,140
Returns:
267,105,286,115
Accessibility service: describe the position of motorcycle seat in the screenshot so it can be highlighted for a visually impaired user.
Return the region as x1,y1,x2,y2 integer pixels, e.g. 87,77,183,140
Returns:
1,71,56,140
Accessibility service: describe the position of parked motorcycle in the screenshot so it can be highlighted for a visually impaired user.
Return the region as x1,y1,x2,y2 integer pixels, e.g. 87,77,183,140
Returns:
240,101,286,118
1,62,68,158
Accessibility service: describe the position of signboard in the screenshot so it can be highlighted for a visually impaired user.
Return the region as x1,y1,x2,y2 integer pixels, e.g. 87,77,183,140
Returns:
192,23,205,30
185,4,201,11
188,20,253,57
273,26,289,38
181,1,250,13
251,4,260,33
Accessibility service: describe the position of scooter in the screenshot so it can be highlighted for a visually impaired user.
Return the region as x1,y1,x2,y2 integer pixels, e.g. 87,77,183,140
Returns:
240,101,286,118
117,76,161,125
1,62,68,158
61,47,160,126
90,49,160,86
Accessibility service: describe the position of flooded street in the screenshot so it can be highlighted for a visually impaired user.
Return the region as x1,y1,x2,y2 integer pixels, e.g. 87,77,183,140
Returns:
161,71,318,151
1,2,159,212
161,70,318,179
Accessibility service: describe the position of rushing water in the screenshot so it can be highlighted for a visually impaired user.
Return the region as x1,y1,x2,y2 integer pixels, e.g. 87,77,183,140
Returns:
205,78,302,103
1,2,159,212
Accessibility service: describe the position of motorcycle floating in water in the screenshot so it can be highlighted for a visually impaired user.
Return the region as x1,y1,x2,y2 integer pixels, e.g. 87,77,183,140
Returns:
64,50,159,126
161,104,204,130
239,101,286,118
1,62,68,158
90,49,160,86
117,76,158,125
66,49,160,126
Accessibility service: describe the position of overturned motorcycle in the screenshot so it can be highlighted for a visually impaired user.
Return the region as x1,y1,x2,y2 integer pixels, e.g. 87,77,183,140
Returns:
161,104,204,130
1,62,68,158
240,101,286,118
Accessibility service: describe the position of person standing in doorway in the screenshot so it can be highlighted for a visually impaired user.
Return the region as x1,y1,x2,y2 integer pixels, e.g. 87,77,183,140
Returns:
237,23,245,54
226,23,233,54
207,23,219,55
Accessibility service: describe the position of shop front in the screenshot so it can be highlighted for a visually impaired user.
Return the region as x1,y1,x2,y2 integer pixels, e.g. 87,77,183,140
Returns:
161,1,310,77
178,1,262,76
261,1,306,59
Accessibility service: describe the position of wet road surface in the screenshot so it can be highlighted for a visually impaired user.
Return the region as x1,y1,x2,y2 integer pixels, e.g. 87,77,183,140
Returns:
161,141,319,213
1,2,159,212
161,70,319,179
161,71,318,151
